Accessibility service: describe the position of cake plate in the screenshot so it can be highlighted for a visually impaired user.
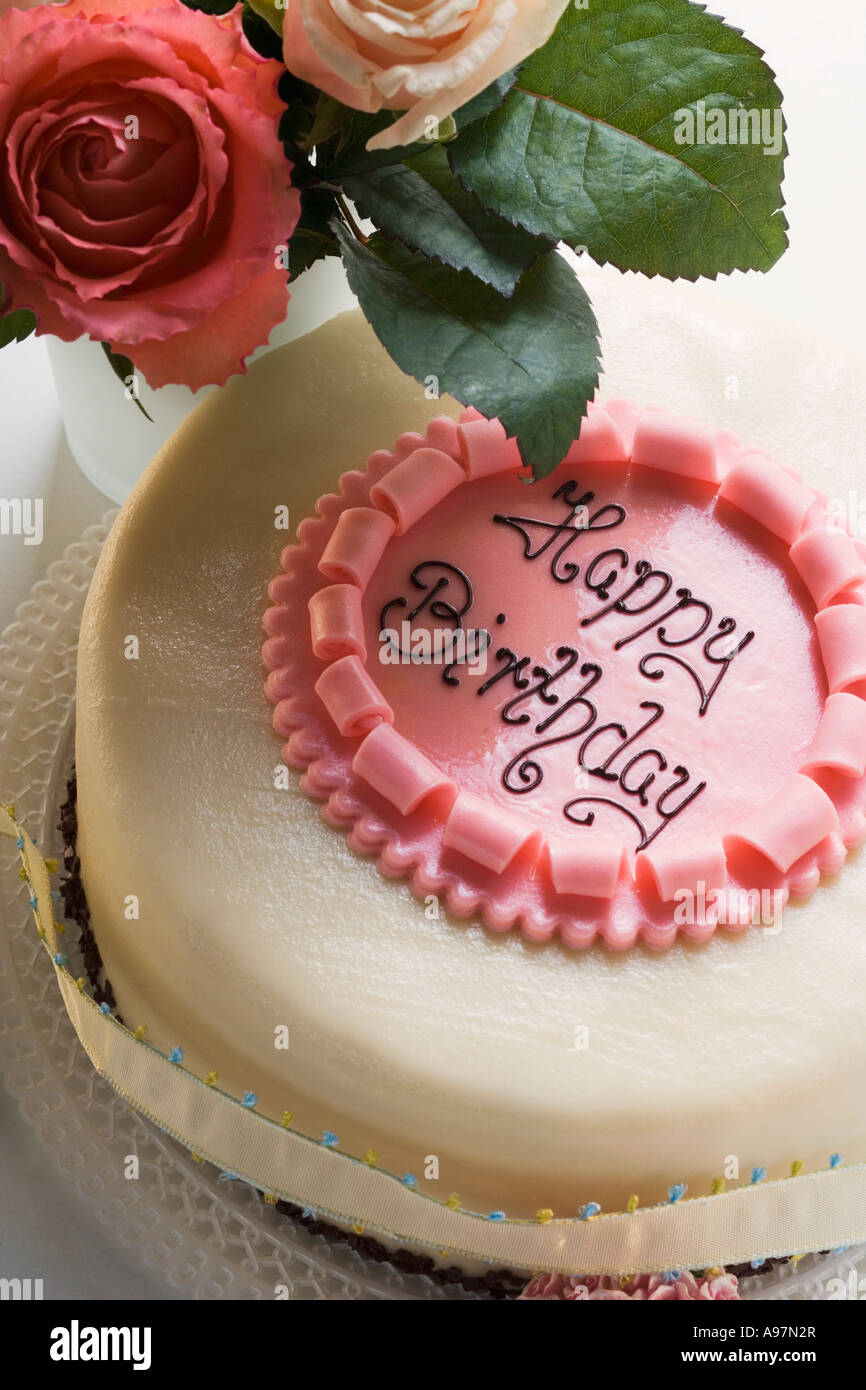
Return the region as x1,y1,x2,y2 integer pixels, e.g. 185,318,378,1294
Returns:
0,515,863,1301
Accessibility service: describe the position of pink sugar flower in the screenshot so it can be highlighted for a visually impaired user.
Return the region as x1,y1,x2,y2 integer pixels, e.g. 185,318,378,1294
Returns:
519,1269,740,1301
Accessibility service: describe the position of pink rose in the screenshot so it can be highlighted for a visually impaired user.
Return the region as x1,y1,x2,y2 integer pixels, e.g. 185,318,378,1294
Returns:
281,0,571,150
519,1269,740,1301
0,0,300,388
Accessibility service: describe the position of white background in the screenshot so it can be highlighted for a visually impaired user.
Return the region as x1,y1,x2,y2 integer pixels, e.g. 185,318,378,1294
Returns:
0,0,864,1300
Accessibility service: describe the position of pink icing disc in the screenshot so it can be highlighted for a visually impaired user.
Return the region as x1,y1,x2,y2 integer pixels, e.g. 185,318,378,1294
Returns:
308,584,366,661
263,406,866,950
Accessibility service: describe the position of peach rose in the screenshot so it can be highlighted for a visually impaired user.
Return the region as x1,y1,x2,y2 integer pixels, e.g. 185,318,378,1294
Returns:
281,0,570,150
0,0,300,388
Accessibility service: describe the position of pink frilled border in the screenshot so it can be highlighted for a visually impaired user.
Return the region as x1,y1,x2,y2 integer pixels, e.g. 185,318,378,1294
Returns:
263,403,866,950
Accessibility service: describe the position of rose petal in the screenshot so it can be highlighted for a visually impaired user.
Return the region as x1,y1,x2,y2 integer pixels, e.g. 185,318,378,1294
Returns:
283,0,381,112
111,264,292,389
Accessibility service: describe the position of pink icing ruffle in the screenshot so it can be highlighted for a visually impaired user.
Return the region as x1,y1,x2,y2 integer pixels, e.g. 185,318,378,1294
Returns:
443,789,539,874
313,655,393,738
639,834,727,903
718,452,815,544
308,584,367,662
725,774,839,874
790,528,866,608
369,447,466,534
353,724,456,816
631,408,719,484
562,403,629,466
801,692,866,777
816,604,866,694
457,416,524,479
423,415,463,460
263,406,866,950
547,832,624,900
318,507,395,589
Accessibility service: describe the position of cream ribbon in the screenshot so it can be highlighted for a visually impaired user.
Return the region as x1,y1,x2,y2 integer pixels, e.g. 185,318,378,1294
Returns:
3,804,864,1275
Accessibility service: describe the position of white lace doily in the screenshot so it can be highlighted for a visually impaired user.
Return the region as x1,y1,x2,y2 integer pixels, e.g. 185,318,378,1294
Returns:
0,515,862,1300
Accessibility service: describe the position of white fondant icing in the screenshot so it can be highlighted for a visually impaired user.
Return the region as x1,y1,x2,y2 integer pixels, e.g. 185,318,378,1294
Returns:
75,281,866,1219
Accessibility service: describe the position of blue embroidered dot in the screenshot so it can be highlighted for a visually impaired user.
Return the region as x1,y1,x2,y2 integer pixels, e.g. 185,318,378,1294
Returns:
301,1206,315,1219
667,1183,687,1204
242,1091,258,1109
30,896,38,911
578,1202,600,1221
402,1173,418,1188
751,1167,767,1184
170,1046,184,1064
321,1130,339,1147
16,836,25,850
832,1245,849,1255
50,890,61,904
662,1270,681,1284
53,952,67,967
830,1153,843,1168
750,1257,766,1269
488,1210,506,1222
219,1170,239,1182
100,1002,110,1016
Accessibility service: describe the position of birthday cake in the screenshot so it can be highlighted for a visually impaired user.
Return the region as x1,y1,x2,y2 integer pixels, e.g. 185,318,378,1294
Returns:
71,281,866,1264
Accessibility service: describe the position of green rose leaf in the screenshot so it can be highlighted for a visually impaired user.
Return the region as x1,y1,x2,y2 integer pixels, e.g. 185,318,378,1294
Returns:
449,0,787,280
335,227,600,478
316,113,423,179
0,307,37,349
343,145,550,298
449,69,520,131
247,0,283,32
288,188,341,278
101,343,153,423
320,69,519,180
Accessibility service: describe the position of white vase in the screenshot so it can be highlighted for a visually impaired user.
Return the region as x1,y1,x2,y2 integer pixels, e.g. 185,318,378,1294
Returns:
46,257,358,504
